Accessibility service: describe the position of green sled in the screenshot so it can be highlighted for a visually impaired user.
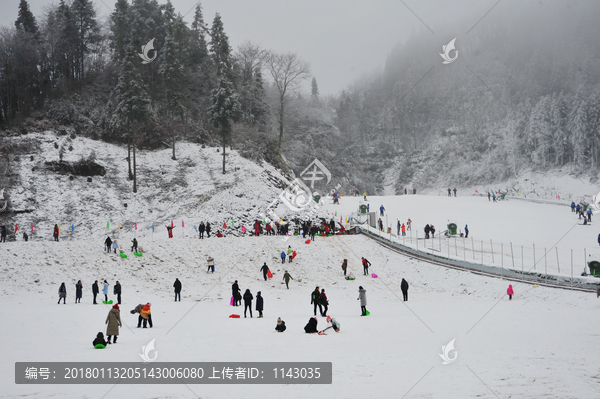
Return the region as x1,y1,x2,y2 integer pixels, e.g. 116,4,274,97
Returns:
94,344,106,349
365,310,370,316
102,300,113,305
134,252,143,257
120,253,128,258
348,277,355,280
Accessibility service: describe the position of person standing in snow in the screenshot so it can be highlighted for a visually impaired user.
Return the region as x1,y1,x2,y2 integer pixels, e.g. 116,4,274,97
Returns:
453,188,457,197
282,271,294,289
165,225,174,238
92,280,99,304
378,218,383,231
114,281,122,304
587,208,592,222
256,291,264,318
311,287,321,316
199,222,205,239
404,187,407,195
53,224,59,241
260,262,270,281
320,288,329,317
265,222,272,236
341,259,348,276
401,278,409,301
75,280,82,303
105,304,122,344
363,192,367,201
380,205,385,216
310,225,317,241
413,188,416,194
304,317,318,333
232,280,241,306
597,234,600,246
362,257,371,275
465,225,469,238
130,303,144,327
507,284,514,300
488,192,491,201
58,282,66,304
131,238,138,252
254,220,260,237
448,188,452,197
430,225,435,238
571,202,576,212
424,224,430,239
287,246,293,263
275,317,286,332
206,222,211,237
207,256,215,273
140,303,152,327
243,289,254,318
173,278,182,301
401,223,406,236
329,219,336,234
280,251,286,264
358,286,368,316
407,218,412,231
104,236,112,252
112,239,118,254
102,280,109,302
0,225,6,242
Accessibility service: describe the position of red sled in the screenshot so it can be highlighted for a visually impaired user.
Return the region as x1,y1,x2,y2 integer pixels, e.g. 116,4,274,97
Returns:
292,251,297,259
305,239,311,244
229,314,240,318
267,270,273,279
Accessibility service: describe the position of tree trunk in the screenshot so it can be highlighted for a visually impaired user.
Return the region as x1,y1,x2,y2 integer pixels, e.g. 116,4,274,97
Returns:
171,114,176,160
127,137,132,180
222,136,226,174
278,95,285,152
133,124,137,193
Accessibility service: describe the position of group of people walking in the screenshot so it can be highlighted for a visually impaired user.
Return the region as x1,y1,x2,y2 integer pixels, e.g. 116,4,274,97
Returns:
59,279,117,304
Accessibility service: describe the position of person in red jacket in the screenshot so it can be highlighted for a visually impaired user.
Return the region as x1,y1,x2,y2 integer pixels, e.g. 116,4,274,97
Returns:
165,225,175,238
507,284,514,300
401,223,406,236
265,222,272,236
254,220,260,236
53,224,59,241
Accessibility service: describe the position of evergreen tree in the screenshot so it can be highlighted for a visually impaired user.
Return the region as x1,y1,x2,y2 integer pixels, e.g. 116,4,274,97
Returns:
568,97,589,168
71,0,97,80
109,0,129,65
56,0,78,82
311,77,319,97
209,13,232,79
209,77,241,174
113,47,153,192
189,3,208,70
15,0,39,39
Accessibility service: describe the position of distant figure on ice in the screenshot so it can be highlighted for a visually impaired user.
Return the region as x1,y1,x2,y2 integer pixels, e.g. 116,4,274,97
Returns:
105,304,122,343
404,187,407,195
92,280,99,304
304,317,318,333
362,257,371,275
58,282,66,304
319,315,340,334
232,280,241,306
104,236,112,252
261,262,270,280
283,271,294,289
311,287,321,316
507,284,514,300
448,188,452,197
465,225,469,238
401,278,409,301
243,289,253,318
256,291,264,318
488,192,491,201
165,225,175,238
358,286,368,316
587,208,592,222
22,232,28,241
453,188,457,197
424,224,430,239
53,224,59,241
131,238,138,252
341,259,348,276
380,205,385,216
75,280,82,303
173,278,182,301
571,202,576,212
0,225,6,242
114,281,122,304
275,317,286,332
206,222,211,238
397,220,401,235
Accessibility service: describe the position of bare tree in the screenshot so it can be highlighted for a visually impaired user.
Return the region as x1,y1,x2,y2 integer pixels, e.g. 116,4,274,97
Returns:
263,51,311,152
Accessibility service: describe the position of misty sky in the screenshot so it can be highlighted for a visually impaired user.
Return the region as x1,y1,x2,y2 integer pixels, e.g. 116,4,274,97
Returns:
2,0,503,95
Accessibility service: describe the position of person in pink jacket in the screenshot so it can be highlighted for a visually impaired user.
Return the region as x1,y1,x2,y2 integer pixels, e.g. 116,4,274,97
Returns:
507,284,514,300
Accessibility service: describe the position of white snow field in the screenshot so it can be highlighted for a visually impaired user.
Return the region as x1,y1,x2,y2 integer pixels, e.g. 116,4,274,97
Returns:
2,197,600,398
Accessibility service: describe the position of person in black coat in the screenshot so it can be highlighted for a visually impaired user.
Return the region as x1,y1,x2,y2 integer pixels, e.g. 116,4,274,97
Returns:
104,236,112,252
199,222,205,239
0,225,6,242
311,287,321,316
75,280,83,303
401,278,409,301
232,280,241,306
256,291,264,318
114,281,122,304
92,280,99,304
304,317,318,333
243,289,253,318
131,238,138,252
173,278,182,301
92,332,107,348
310,226,318,241
275,317,286,332
319,288,328,316
206,222,211,238
329,219,336,234
260,263,269,281
424,224,430,239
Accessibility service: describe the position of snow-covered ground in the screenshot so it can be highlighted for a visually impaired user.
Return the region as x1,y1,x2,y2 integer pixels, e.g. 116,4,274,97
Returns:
2,213,600,398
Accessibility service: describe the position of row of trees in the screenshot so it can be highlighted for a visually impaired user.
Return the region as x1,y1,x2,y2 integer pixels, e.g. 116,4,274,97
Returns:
1,0,314,192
